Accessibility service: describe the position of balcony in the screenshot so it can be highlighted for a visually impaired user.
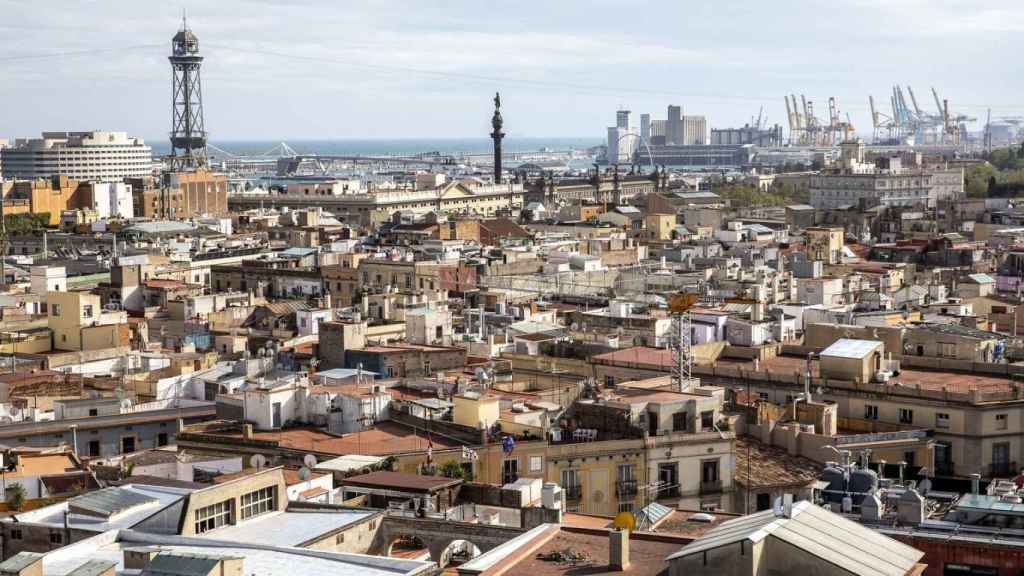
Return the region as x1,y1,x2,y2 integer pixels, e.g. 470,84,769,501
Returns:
990,461,1018,478
564,485,583,501
700,480,723,495
616,480,638,498
657,486,679,498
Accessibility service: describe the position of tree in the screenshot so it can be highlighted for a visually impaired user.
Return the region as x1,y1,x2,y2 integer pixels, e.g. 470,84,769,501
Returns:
6,483,26,511
438,460,473,482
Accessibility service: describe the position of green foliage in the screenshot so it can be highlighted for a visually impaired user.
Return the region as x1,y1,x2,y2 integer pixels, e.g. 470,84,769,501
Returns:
6,483,26,511
437,460,473,481
964,150,1024,198
3,213,50,235
713,183,806,208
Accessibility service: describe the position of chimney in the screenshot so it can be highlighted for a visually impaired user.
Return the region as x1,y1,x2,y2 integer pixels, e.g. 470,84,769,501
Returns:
123,547,160,570
609,529,630,571
0,552,45,576
781,493,794,518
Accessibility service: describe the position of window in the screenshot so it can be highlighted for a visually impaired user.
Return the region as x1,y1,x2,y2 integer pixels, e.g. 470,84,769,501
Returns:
702,460,720,484
502,458,519,484
194,500,233,534
899,408,914,424
51,304,61,316
10,529,22,540
157,433,169,447
672,412,687,432
82,305,93,318
756,493,771,511
758,392,769,401
617,502,634,513
50,532,63,544
336,533,345,545
864,405,879,420
604,375,616,388
529,455,543,473
241,486,276,520
997,414,1008,430
88,408,98,417
936,413,950,428
701,411,714,430
88,440,100,457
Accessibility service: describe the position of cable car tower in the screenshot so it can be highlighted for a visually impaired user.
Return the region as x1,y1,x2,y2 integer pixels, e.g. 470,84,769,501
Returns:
168,14,208,171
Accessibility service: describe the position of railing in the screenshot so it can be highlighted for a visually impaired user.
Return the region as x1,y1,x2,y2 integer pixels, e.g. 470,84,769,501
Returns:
616,480,638,497
990,461,1018,478
700,480,723,495
564,485,583,501
658,486,679,498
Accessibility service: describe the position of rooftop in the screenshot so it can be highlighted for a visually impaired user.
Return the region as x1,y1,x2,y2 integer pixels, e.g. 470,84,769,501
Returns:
207,421,463,456
341,470,461,492
196,509,374,548
734,438,822,489
667,501,924,576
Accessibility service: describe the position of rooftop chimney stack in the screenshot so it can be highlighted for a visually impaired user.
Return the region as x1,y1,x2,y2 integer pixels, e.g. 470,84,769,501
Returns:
609,528,630,571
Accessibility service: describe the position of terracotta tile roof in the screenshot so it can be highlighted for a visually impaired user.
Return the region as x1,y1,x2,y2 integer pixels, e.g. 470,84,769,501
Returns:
734,437,822,489
241,421,464,456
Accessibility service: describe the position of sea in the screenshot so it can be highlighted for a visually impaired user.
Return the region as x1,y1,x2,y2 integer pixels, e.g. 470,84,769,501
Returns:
148,137,601,158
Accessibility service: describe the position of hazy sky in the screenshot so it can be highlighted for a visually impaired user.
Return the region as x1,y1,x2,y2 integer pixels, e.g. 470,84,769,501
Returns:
2,0,1022,142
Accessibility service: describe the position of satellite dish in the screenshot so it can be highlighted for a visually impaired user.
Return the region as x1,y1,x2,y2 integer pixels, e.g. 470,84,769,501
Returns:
816,386,825,396
303,454,318,469
612,511,636,531
249,454,267,470
298,467,312,482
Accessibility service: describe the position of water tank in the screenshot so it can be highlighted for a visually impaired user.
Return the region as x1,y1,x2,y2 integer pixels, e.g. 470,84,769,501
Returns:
821,466,846,504
849,468,879,504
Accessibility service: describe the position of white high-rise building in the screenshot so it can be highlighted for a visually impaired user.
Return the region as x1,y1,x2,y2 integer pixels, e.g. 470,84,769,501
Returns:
606,127,636,164
0,131,152,182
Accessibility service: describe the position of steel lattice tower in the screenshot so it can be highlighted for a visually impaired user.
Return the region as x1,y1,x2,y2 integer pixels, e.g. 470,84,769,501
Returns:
168,16,208,171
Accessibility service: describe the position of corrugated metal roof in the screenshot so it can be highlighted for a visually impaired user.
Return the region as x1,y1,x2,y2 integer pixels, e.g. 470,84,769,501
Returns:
820,338,881,359
68,487,159,518
0,552,43,573
144,552,242,576
667,502,924,576
66,560,118,576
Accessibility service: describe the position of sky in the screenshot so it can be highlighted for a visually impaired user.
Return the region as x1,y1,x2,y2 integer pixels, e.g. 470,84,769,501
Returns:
1,0,1023,142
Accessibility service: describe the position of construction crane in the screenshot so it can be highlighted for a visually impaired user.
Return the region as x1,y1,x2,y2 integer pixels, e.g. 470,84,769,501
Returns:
667,292,700,393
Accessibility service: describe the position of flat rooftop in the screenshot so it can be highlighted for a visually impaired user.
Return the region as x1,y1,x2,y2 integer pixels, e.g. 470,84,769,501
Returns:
493,527,684,576
196,509,373,547
715,354,1017,396
39,533,431,576
215,421,464,456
